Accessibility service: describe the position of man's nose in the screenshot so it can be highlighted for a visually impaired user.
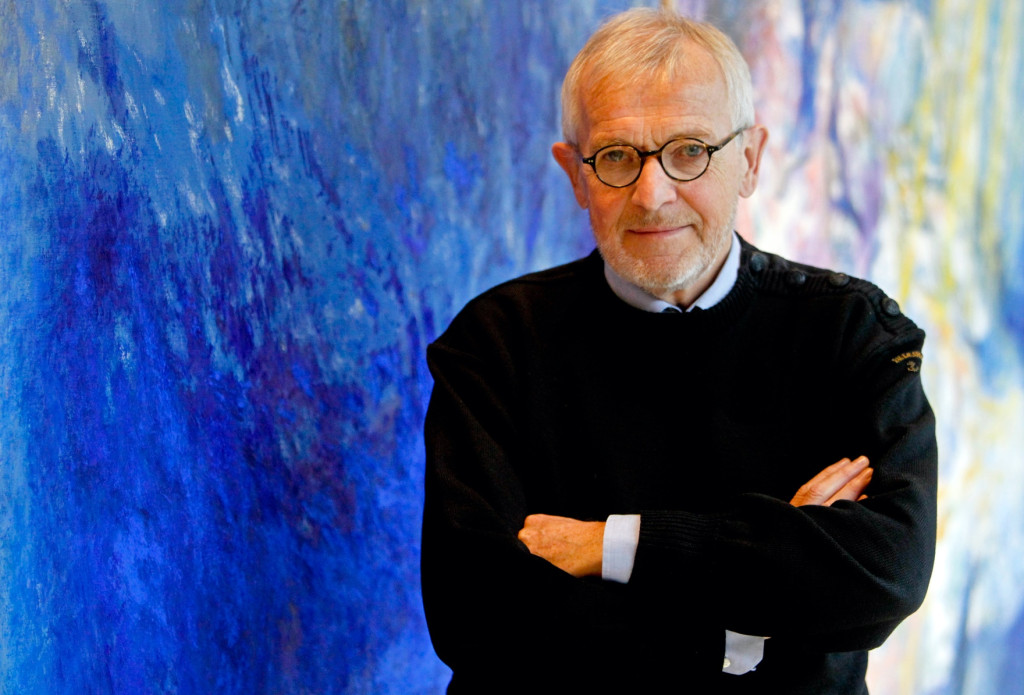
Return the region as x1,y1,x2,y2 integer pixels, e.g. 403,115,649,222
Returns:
629,156,679,210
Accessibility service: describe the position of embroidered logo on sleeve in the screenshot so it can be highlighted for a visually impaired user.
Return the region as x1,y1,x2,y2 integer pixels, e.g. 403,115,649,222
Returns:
892,351,923,372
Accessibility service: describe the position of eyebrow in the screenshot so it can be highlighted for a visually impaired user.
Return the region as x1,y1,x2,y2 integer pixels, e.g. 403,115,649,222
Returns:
589,136,634,149
664,129,716,142
590,131,714,151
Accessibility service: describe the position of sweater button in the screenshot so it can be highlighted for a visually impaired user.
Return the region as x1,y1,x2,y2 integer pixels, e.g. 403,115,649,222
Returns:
786,269,806,286
723,657,732,670
882,297,901,316
829,272,850,287
749,253,768,273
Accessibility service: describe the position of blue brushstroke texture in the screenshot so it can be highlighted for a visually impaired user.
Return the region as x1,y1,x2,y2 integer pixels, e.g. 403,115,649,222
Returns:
0,1,627,693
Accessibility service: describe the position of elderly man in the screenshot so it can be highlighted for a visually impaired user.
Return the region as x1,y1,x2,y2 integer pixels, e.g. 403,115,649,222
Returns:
422,8,936,693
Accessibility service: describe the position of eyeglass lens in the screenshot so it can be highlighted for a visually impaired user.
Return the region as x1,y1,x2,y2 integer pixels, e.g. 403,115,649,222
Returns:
592,139,709,187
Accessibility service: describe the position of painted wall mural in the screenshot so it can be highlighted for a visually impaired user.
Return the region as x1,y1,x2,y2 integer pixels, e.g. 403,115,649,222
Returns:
0,1,1020,693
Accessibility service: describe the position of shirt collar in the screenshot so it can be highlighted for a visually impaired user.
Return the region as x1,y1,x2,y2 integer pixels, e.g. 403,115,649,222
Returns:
603,232,741,313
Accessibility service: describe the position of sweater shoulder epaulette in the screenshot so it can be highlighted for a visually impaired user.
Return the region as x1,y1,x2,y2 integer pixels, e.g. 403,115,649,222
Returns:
740,240,921,339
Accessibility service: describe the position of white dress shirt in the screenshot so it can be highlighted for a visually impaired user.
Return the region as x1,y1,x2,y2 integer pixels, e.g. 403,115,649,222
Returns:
600,234,765,675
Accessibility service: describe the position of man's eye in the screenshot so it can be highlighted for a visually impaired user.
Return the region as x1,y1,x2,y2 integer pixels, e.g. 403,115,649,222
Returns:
677,143,705,158
599,148,632,164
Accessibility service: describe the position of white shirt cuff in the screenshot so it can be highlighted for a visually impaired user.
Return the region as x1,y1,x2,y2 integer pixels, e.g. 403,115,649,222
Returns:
723,631,765,675
601,514,641,583
601,514,765,675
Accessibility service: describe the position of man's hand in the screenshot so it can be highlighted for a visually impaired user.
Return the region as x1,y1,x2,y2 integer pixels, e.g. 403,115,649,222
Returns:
517,514,605,577
518,456,871,577
790,455,873,507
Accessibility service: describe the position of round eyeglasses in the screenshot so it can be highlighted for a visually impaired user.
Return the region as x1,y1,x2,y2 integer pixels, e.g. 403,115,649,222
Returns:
580,128,747,188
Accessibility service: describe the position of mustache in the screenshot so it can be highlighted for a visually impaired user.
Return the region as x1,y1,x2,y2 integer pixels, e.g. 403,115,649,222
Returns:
617,213,697,230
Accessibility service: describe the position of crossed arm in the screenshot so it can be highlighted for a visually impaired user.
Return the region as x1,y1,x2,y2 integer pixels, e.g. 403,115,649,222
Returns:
425,306,936,685
518,455,873,578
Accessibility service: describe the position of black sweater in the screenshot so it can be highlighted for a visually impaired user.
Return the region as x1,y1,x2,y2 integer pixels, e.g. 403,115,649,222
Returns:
422,241,937,694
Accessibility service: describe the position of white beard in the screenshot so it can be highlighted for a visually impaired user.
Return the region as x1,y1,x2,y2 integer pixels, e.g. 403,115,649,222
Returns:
594,203,736,299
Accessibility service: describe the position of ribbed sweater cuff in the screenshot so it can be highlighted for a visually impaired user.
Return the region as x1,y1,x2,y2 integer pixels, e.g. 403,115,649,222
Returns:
636,510,721,568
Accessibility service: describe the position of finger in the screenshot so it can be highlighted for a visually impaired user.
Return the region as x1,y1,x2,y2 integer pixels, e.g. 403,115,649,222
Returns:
522,513,559,528
790,456,870,506
825,455,869,482
823,467,873,506
790,457,850,505
518,514,569,553
518,515,545,545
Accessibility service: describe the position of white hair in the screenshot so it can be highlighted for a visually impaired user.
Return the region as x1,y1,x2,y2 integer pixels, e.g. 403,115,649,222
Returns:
560,8,755,144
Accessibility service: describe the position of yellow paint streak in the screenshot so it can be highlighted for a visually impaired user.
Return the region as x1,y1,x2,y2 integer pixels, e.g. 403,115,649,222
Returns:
982,1,1022,262
891,0,1023,327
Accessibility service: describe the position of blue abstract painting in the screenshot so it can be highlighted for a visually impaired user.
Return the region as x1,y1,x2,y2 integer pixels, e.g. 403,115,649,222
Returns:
1,1,1021,693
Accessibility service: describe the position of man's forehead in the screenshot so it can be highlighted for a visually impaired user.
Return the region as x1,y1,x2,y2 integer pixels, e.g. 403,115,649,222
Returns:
577,68,730,146
574,39,728,128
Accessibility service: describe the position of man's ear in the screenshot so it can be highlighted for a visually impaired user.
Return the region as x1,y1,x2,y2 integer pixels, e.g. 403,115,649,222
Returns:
552,142,590,209
738,125,769,199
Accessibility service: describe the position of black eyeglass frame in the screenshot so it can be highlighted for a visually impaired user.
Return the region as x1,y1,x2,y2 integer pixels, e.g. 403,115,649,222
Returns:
579,127,748,188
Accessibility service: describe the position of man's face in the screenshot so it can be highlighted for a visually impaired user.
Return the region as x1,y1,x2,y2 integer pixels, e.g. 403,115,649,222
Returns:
553,44,766,305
